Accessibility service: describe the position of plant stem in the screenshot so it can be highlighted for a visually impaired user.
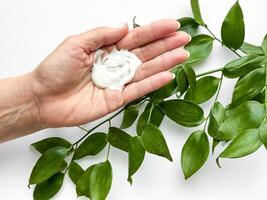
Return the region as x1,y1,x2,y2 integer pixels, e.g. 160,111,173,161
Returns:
204,25,242,58
73,66,227,146
196,68,223,77
72,97,148,146
72,107,125,146
106,144,111,160
202,73,224,131
264,64,267,122
105,119,112,160
77,125,88,132
147,101,154,123
214,74,224,102
204,25,223,43
265,64,267,111
176,93,182,98
64,145,78,174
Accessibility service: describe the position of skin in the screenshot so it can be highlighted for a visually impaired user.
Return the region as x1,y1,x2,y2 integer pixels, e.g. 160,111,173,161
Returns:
0,19,190,143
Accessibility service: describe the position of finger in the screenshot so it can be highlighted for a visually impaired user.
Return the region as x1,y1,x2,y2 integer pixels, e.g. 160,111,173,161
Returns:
76,25,129,52
117,19,180,50
131,31,191,62
122,71,174,103
131,48,189,82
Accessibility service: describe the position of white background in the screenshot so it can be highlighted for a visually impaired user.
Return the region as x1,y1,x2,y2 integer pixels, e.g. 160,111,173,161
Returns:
0,0,267,199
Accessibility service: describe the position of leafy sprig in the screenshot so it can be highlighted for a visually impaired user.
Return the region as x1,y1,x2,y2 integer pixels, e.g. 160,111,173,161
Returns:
28,0,267,199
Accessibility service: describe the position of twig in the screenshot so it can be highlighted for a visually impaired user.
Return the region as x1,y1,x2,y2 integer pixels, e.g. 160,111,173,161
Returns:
77,125,88,132
72,107,125,146
202,73,224,132
265,64,267,111
204,25,242,58
106,144,111,160
196,68,223,77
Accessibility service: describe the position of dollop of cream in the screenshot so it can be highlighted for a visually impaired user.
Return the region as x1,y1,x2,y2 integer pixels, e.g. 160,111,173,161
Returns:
91,49,142,90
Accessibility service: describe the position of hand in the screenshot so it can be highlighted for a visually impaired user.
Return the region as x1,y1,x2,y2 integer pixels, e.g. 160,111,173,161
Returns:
29,19,191,128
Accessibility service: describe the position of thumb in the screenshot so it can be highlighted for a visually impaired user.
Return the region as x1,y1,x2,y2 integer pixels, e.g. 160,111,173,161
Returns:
77,24,129,52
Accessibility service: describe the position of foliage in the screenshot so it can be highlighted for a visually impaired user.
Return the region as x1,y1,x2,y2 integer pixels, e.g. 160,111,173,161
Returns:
29,1,267,199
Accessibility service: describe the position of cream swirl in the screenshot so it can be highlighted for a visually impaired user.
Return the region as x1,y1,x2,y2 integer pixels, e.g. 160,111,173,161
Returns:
91,49,142,90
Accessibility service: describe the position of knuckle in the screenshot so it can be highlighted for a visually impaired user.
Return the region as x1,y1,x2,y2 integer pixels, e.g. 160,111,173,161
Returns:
86,39,98,51
137,48,148,61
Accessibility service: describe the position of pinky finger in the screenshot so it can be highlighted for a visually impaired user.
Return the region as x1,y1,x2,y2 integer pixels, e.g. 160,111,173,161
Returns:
122,71,174,103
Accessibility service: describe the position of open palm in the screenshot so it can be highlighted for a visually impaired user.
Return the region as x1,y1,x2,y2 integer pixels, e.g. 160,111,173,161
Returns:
30,19,190,128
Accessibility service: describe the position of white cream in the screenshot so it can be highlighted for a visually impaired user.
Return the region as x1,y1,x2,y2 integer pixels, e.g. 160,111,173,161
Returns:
91,49,142,90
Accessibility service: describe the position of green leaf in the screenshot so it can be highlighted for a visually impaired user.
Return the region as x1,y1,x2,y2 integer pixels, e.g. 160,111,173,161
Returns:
133,16,140,28
253,90,265,103
183,64,196,89
31,137,72,154
219,129,261,158
232,67,265,106
89,161,112,200
68,162,84,185
181,131,209,179
29,147,69,185
141,123,172,161
259,119,267,149
262,34,267,53
150,105,165,127
176,65,196,95
190,0,205,25
73,132,107,160
216,101,265,141
136,104,150,136
240,42,264,55
185,76,220,104
127,96,146,106
128,136,145,184
176,67,188,95
107,127,132,152
170,65,180,74
212,139,220,154
76,164,96,197
120,105,139,129
160,99,204,127
208,102,226,138
178,17,199,36
58,161,68,172
151,79,178,100
185,34,214,64
221,1,245,49
136,103,164,135
33,173,64,200
222,55,267,78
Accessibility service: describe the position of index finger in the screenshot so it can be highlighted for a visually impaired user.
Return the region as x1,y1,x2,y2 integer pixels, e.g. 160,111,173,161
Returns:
116,19,180,50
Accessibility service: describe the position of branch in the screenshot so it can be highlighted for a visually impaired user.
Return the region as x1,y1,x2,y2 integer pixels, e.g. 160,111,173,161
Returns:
73,107,125,146
202,73,224,131
196,68,223,77
204,25,242,58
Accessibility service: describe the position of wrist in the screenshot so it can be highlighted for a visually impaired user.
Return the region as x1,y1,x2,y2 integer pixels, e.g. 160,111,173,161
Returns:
0,72,46,142
21,72,47,131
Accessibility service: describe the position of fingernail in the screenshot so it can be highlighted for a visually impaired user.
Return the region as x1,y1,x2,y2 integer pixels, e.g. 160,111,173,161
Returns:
188,34,192,42
176,21,181,30
185,50,190,58
172,48,190,58
114,21,128,28
171,73,176,79
121,23,129,31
